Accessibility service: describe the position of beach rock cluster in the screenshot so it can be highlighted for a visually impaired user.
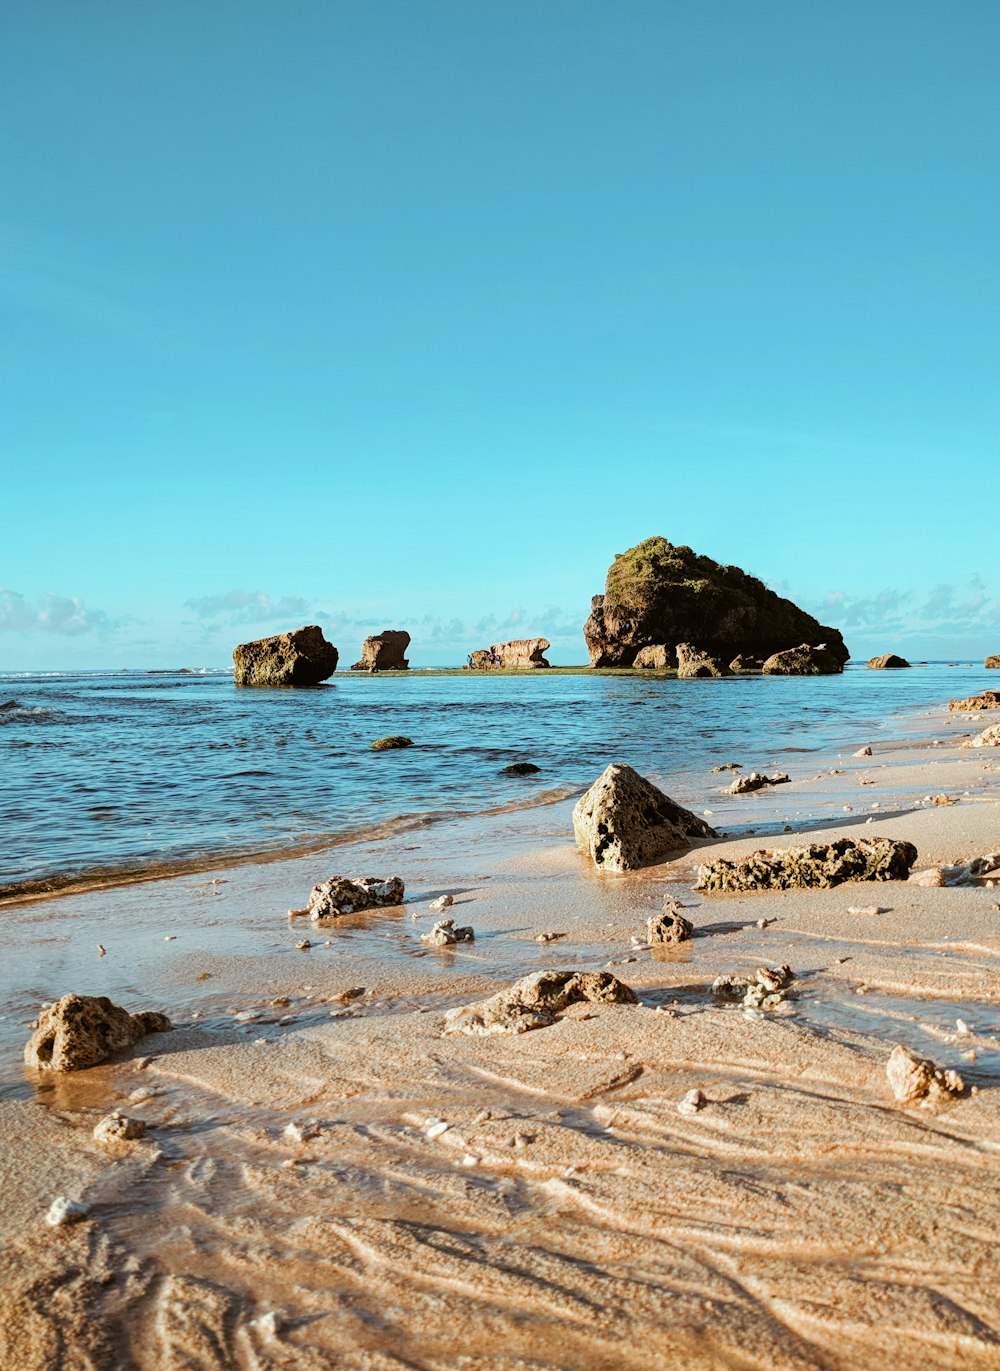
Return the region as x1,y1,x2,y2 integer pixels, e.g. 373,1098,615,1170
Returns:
713,964,795,1010
233,625,338,687
762,643,844,675
886,1045,963,1105
467,638,550,669
724,771,790,795
421,918,475,946
351,631,410,672
25,994,171,1073
949,690,1000,711
573,763,717,872
444,970,637,1036
695,837,919,893
307,875,405,919
583,537,849,668
963,723,1000,749
676,643,730,678
867,654,910,669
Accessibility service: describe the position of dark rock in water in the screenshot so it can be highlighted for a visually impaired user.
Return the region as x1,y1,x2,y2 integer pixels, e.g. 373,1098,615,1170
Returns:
371,735,413,750
949,691,1000,712
444,969,638,1035
695,837,918,893
729,655,763,672
307,875,405,919
573,762,717,872
633,645,672,669
25,994,171,1073
502,761,541,775
762,643,844,675
725,771,790,795
986,655,1000,669
0,699,21,712
867,654,910,669
676,643,730,679
233,625,338,687
583,537,849,668
351,630,410,671
467,638,550,669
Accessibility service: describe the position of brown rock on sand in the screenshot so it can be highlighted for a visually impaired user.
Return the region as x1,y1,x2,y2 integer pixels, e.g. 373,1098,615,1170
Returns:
696,837,918,893
886,1045,963,1104
963,723,1000,749
573,763,717,872
444,970,637,1036
307,875,405,919
233,625,338,687
24,994,171,1073
647,909,693,944
948,690,1000,711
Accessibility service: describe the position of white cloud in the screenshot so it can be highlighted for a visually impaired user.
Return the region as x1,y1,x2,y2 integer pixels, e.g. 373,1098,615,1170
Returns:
183,590,311,626
0,589,113,635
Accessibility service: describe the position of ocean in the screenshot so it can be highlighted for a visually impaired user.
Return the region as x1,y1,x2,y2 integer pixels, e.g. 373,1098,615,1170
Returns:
0,663,989,898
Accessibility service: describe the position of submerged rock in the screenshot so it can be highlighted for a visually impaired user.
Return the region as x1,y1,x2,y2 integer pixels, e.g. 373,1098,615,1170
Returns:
501,761,541,775
695,837,918,893
467,638,550,670
370,735,413,750
762,643,844,675
444,970,637,1036
633,644,672,669
233,625,338,687
351,630,410,672
676,643,730,679
25,994,171,1073
867,654,911,669
948,690,1000,712
712,964,794,1010
963,723,1000,749
421,918,474,946
573,762,717,872
647,908,693,944
886,1045,963,1104
583,537,849,668
724,771,790,795
307,875,405,919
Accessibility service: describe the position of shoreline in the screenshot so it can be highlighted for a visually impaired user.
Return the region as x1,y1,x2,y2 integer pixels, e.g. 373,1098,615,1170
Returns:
2,694,999,1366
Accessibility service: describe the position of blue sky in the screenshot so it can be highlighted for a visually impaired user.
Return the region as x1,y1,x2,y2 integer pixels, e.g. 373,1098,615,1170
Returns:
2,1,998,668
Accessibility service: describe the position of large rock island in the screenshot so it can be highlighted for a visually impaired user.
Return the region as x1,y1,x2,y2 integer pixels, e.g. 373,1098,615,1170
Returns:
583,537,849,668
233,625,338,687
467,639,550,670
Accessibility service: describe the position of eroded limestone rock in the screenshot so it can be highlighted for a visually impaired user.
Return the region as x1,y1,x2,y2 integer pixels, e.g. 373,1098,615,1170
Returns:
467,639,550,670
647,909,693,944
712,964,794,1010
886,1045,963,1104
421,919,474,947
963,723,1000,749
25,995,171,1073
948,691,1000,712
676,643,730,679
573,763,717,872
307,875,405,920
695,837,918,893
93,1112,147,1145
986,655,1000,669
867,654,911,669
724,771,790,795
351,630,410,671
762,643,844,675
633,645,672,669
444,970,637,1036
233,625,338,687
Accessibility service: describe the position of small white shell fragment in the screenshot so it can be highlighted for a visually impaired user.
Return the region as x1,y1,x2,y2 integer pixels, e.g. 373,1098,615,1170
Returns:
283,1120,321,1144
677,1089,707,1116
249,1310,283,1338
425,1120,450,1140
46,1196,90,1227
847,905,883,916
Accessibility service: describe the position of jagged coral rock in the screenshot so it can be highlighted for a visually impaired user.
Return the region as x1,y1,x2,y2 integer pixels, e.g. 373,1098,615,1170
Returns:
444,970,637,1036
573,763,717,872
948,691,1000,712
25,994,171,1073
886,1045,963,1104
233,625,338,687
676,643,730,678
695,837,918,893
467,639,550,669
307,875,405,919
963,724,1000,749
633,644,673,669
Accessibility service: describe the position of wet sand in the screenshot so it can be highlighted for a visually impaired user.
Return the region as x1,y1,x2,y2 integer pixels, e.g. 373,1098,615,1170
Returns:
1,705,999,1368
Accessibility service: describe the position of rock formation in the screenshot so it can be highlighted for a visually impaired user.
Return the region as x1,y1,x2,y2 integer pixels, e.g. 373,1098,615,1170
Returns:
421,919,475,946
307,875,405,919
867,654,910,669
886,1045,963,1104
233,625,338,687
370,735,413,750
949,691,1000,711
963,723,1000,749
350,630,410,672
443,970,637,1036
987,655,1000,668
647,908,693,944
467,639,550,669
713,964,795,1010
633,645,672,669
25,994,171,1073
695,837,918,893
583,537,849,668
573,762,717,872
724,771,790,795
762,643,844,675
676,643,730,678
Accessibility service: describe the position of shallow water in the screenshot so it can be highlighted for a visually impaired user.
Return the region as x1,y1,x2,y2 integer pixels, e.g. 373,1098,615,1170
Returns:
0,662,990,896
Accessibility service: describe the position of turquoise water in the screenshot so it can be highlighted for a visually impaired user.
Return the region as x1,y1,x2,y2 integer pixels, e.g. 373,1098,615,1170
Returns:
0,663,989,895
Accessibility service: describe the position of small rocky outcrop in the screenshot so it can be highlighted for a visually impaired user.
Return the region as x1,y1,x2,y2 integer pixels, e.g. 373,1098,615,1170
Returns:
467,638,550,670
867,654,911,669
93,1111,146,1145
501,761,541,775
233,625,338,687
724,771,790,795
713,964,795,1010
633,645,672,669
762,643,844,675
443,970,637,1036
647,908,693,944
583,537,849,668
886,1045,963,1104
948,691,1000,711
573,763,717,872
963,723,1000,749
371,735,413,750
986,655,1000,668
25,995,171,1073
729,655,763,672
307,875,405,919
695,837,918,893
676,643,730,679
351,630,410,672
421,919,474,947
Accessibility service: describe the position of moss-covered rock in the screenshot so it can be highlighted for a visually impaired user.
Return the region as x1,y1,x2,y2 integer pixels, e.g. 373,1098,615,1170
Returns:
370,735,413,750
584,537,849,667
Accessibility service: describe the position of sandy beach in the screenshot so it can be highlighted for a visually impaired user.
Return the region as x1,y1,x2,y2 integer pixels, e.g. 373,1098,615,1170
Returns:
2,701,999,1370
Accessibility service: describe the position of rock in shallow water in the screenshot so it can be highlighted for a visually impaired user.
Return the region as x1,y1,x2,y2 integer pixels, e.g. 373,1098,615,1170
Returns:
93,1111,147,1145
695,837,918,893
676,643,730,678
573,763,717,872
233,625,338,687
25,994,171,1073
370,735,413,750
350,630,410,671
444,970,637,1036
762,643,844,675
724,771,790,795
867,654,910,669
647,909,693,944
307,875,405,919
467,638,550,669
421,918,475,947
